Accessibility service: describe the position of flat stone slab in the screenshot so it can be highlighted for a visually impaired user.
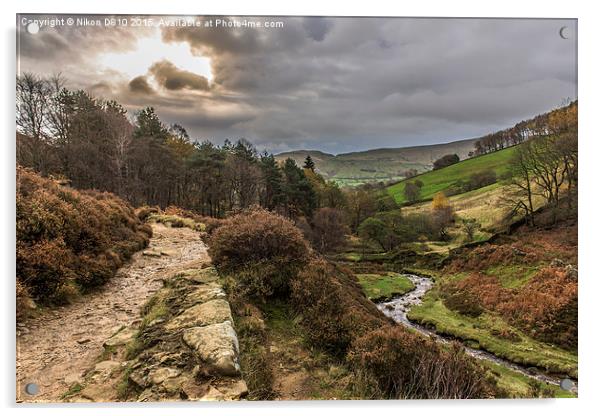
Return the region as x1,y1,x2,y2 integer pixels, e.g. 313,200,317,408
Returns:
94,360,122,373
103,327,137,347
176,267,220,284
165,299,232,331
184,285,226,305
182,321,240,376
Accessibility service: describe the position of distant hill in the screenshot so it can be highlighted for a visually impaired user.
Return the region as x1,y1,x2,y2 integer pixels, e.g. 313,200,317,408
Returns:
275,138,477,186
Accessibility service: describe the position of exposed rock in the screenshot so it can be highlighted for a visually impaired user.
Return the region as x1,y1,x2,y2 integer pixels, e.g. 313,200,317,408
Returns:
77,338,91,344
199,386,225,401
550,258,566,267
149,367,181,385
104,327,137,347
142,250,162,257
165,299,233,331
94,360,121,373
184,285,226,306
176,267,220,284
217,379,248,400
183,322,240,376
64,373,82,385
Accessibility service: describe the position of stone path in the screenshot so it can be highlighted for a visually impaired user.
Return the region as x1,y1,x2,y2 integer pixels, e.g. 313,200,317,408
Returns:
16,223,208,402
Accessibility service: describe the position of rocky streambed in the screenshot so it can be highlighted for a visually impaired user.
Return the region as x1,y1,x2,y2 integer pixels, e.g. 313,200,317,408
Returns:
376,274,578,394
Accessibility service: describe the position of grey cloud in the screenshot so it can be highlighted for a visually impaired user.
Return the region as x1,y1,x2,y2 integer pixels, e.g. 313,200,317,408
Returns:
18,16,577,153
128,76,155,95
149,60,210,91
302,17,334,41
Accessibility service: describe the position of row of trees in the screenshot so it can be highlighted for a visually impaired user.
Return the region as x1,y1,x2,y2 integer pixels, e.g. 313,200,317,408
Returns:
472,101,577,156
16,73,348,221
504,102,578,225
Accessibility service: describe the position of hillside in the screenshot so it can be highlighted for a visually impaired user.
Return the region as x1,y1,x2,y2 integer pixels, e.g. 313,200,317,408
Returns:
276,138,477,186
387,145,517,204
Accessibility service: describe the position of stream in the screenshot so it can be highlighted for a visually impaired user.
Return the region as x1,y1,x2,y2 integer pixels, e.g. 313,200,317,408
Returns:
376,274,578,394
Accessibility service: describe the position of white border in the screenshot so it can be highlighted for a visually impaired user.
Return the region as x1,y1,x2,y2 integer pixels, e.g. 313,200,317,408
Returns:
2,1,600,415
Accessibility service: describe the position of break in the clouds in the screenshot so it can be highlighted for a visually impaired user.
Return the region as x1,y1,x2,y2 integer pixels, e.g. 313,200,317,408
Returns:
17,15,577,154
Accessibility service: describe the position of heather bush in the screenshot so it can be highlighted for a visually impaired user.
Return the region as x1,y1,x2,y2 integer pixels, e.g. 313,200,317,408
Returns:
16,167,151,313
348,326,495,399
291,258,385,356
208,208,310,299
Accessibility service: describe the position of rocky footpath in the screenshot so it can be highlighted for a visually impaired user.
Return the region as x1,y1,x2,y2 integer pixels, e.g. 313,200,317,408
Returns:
69,265,247,402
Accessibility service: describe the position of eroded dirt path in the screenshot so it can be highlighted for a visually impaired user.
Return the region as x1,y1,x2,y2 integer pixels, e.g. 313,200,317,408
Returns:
16,224,209,402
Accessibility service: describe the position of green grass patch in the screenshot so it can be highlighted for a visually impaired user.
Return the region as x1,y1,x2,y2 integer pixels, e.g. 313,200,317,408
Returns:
388,146,517,204
60,382,83,400
484,361,575,398
355,272,415,301
485,264,540,289
408,293,578,378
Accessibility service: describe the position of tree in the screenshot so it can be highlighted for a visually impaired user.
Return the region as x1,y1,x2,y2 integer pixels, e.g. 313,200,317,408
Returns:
358,217,389,250
310,208,349,253
259,152,285,211
433,154,460,170
431,192,454,240
16,73,54,173
282,158,318,219
403,168,418,179
404,180,423,203
461,218,480,242
345,186,379,232
303,155,316,171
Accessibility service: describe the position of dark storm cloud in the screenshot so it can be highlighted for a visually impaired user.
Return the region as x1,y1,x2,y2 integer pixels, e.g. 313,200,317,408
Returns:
302,17,334,42
149,60,210,91
18,15,144,63
128,76,155,95
18,16,577,153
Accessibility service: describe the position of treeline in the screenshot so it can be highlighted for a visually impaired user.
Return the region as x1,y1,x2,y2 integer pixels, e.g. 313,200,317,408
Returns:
504,102,578,224
16,73,345,220
471,101,577,156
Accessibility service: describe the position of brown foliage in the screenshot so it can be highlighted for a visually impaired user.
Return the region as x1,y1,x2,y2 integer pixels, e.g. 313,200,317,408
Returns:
16,167,151,312
442,268,577,350
291,258,384,356
208,208,310,299
347,326,495,399
310,207,349,253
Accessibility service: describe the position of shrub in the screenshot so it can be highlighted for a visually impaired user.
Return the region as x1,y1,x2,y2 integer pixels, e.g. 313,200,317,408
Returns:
348,326,495,399
16,167,151,313
208,208,310,299
433,154,460,170
291,259,385,356
291,259,354,355
443,290,484,317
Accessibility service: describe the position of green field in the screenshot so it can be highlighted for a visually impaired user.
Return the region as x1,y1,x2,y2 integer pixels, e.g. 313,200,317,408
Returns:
387,146,517,204
355,272,415,301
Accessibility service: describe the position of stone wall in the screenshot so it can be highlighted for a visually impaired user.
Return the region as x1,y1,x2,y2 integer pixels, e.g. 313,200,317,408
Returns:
72,265,247,402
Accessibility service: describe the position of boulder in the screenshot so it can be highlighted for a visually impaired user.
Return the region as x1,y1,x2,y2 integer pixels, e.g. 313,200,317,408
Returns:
165,299,232,331
182,322,240,376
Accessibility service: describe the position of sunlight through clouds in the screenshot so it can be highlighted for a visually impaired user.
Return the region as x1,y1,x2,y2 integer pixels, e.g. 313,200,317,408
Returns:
98,29,212,82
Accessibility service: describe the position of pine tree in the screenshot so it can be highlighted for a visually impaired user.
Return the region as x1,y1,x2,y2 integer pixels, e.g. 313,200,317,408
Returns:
303,154,315,171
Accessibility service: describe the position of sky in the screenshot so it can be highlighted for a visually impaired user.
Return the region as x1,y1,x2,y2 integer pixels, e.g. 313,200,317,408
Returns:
17,15,577,154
